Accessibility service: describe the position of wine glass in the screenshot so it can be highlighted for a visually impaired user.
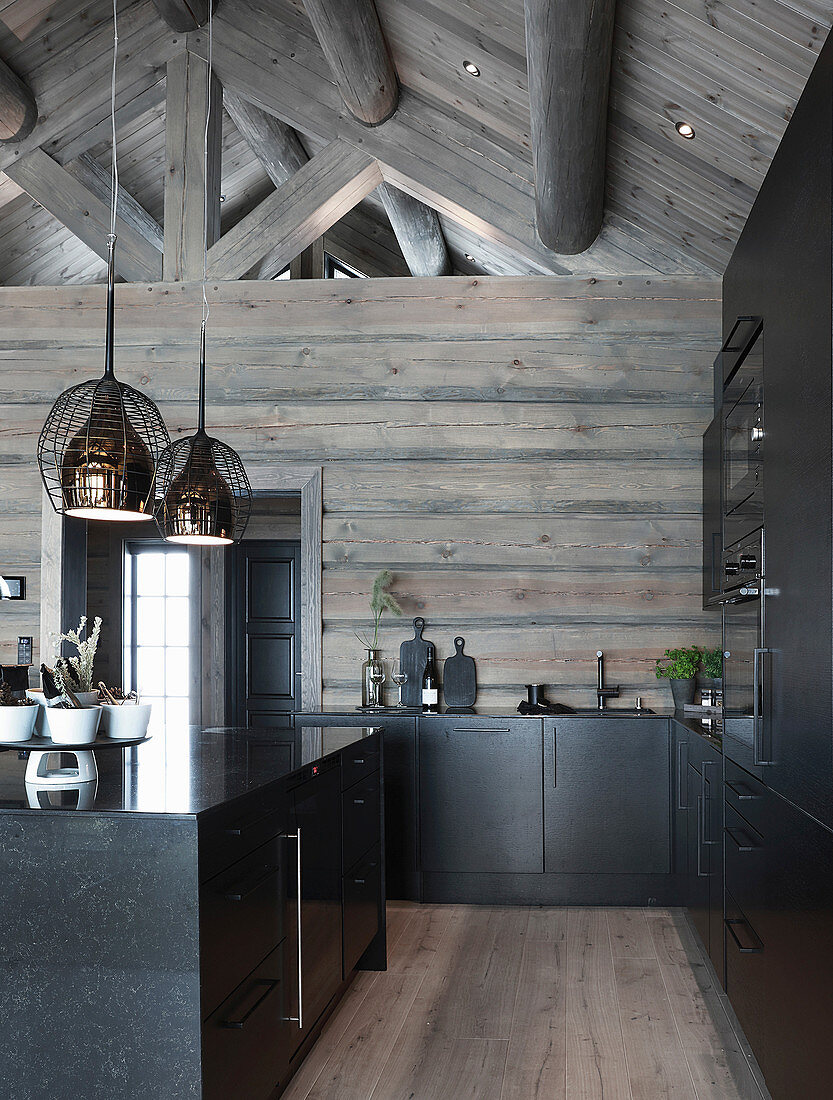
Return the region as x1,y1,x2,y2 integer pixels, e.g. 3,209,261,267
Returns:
391,660,408,707
368,660,386,708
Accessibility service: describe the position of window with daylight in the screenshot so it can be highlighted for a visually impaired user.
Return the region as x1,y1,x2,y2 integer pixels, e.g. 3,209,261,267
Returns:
123,541,191,732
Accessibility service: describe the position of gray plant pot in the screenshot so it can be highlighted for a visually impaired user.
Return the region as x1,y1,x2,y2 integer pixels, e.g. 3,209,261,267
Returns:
669,677,696,710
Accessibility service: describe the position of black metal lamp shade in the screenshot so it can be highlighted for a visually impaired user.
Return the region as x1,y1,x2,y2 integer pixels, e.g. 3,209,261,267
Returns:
38,374,170,522
37,237,170,522
154,429,252,545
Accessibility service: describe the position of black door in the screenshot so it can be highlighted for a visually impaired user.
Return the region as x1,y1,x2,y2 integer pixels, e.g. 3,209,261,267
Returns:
228,541,301,726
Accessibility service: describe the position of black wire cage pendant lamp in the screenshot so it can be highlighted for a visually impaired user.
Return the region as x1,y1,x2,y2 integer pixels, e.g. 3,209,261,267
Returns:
37,0,170,523
153,321,251,545
38,235,170,522
154,4,251,546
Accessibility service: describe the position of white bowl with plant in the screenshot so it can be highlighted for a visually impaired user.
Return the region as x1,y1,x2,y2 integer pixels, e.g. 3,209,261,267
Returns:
0,682,37,743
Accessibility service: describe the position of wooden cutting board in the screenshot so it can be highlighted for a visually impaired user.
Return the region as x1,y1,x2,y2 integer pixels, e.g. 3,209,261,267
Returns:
443,636,477,708
399,617,429,707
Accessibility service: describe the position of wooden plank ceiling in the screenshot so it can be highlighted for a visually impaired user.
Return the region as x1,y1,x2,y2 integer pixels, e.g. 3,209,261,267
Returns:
0,0,830,284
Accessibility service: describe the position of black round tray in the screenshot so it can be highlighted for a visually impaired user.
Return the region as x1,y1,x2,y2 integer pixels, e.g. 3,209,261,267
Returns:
0,733,152,751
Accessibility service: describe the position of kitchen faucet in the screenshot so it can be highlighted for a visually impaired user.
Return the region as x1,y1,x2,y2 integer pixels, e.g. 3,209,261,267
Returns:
596,650,620,710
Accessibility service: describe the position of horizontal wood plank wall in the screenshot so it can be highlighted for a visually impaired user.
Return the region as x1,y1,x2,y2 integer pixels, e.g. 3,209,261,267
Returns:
0,276,720,707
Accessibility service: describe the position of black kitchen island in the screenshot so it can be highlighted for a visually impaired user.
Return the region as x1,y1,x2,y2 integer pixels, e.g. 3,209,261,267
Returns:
0,725,385,1100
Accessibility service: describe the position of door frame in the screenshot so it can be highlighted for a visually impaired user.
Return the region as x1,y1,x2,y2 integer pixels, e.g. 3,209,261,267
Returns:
39,463,323,719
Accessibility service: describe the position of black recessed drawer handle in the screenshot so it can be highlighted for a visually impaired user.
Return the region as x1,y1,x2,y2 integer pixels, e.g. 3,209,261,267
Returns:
725,780,761,801
725,826,760,853
223,865,280,902
353,877,366,885
451,727,510,733
725,917,763,954
352,758,365,765
353,798,365,805
221,978,281,1029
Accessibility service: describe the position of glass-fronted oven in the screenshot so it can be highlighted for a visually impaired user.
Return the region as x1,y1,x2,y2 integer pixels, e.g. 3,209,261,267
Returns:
722,319,763,551
721,529,771,778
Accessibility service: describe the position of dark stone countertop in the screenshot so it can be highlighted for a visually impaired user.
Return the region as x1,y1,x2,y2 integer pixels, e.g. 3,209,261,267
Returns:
0,725,377,817
299,706,678,719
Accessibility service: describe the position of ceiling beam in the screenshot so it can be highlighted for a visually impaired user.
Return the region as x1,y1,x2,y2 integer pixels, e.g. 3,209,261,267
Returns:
224,88,450,277
378,183,451,277
0,55,37,143
164,45,222,280
223,89,308,183
205,28,576,275
300,0,398,125
151,0,217,32
523,0,615,254
4,148,163,281
69,153,164,255
207,139,383,280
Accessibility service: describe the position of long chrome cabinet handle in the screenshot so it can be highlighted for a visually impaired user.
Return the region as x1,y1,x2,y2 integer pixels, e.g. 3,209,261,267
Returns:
282,829,303,1031
753,648,774,766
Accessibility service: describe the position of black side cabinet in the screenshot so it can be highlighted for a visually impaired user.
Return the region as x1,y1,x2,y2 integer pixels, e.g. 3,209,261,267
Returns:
702,416,722,607
419,717,543,874
295,715,418,901
677,724,724,984
543,718,670,874
722,759,833,1100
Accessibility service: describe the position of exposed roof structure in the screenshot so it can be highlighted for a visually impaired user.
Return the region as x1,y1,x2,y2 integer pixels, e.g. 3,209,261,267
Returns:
0,0,829,285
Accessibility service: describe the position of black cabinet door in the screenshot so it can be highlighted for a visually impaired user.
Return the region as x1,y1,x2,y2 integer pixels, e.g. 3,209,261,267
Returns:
686,761,710,953
702,416,723,607
543,718,670,874
419,718,543,873
290,765,343,1037
671,723,689,888
703,757,724,983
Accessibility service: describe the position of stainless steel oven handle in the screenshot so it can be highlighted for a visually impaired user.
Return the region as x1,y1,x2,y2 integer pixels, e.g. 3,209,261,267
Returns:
281,829,303,1030
753,648,774,766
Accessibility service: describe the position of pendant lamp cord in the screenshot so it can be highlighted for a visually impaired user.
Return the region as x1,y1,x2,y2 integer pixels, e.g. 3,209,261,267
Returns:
104,0,119,378
109,0,119,239
198,0,214,432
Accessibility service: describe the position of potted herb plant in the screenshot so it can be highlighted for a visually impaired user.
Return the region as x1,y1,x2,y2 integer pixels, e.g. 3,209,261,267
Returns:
355,571,402,707
699,645,724,691
0,681,37,743
655,646,701,710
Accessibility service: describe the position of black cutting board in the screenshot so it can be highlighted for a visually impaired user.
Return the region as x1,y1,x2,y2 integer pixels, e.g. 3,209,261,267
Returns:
443,636,477,708
399,617,429,707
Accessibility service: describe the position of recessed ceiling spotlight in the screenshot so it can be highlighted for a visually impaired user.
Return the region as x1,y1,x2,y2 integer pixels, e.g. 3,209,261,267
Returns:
219,194,227,203
464,253,476,263
675,121,695,139
463,60,481,77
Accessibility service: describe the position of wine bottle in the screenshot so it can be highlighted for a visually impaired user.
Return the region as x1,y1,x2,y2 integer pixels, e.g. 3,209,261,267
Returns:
422,643,439,712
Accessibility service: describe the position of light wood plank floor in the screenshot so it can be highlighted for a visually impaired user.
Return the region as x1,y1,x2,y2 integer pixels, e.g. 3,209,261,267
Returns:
283,905,768,1100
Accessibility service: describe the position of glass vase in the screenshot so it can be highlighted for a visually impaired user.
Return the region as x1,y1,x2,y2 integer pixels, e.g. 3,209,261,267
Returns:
361,649,383,708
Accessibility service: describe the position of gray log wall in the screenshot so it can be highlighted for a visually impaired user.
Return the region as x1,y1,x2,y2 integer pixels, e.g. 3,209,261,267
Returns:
0,275,720,708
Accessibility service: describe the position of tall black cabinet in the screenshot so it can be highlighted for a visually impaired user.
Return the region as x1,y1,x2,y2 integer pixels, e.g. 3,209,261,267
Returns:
723,27,833,831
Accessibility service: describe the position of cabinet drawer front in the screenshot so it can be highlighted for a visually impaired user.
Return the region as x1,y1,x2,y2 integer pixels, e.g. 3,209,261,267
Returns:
724,803,766,921
201,835,287,1018
724,759,768,837
341,734,380,790
202,941,294,1100
199,795,288,883
724,890,769,1075
343,845,382,977
343,772,381,872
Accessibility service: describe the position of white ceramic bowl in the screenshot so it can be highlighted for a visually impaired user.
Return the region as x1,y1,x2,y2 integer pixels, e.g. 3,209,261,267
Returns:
44,706,101,745
27,689,101,733
99,703,152,740
0,704,38,743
